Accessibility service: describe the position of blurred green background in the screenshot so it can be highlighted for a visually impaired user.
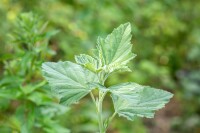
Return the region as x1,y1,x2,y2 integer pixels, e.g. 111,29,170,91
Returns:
0,0,200,133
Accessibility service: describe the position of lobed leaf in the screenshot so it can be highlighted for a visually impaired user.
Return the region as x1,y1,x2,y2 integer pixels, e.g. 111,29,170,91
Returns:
95,22,136,73
42,61,99,106
109,82,173,120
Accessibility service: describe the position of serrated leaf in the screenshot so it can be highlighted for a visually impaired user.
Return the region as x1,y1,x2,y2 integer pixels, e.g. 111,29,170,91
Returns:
42,61,99,106
75,54,101,72
95,23,136,73
109,82,173,120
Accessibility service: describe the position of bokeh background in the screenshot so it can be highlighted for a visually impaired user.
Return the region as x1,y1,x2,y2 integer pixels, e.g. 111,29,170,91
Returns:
0,0,200,133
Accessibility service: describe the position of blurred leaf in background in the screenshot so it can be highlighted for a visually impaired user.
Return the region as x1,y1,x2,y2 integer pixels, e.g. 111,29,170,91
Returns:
0,12,69,133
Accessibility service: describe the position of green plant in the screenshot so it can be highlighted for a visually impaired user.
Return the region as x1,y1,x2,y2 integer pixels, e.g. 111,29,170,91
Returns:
42,23,173,133
0,12,69,133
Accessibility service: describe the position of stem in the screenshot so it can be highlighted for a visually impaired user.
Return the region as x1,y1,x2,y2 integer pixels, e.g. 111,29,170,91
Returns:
94,71,109,133
90,92,96,105
90,91,106,133
97,101,103,133
97,91,107,133
106,111,117,129
110,112,117,122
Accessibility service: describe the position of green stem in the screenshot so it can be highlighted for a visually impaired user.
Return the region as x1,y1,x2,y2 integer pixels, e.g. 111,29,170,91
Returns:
97,101,103,133
106,111,117,129
90,92,96,105
95,71,109,133
110,112,117,122
97,91,107,133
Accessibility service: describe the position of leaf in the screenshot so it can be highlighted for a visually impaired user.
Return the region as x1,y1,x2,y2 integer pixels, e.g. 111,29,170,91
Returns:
95,23,136,73
27,91,52,105
75,54,101,72
0,88,20,99
42,61,99,106
42,118,70,133
20,81,46,95
109,82,173,120
40,103,69,117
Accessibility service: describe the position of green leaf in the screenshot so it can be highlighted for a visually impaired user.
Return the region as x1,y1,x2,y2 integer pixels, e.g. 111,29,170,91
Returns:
40,103,69,117
75,54,101,73
42,61,99,106
95,23,136,73
110,82,173,120
27,91,52,105
20,81,46,95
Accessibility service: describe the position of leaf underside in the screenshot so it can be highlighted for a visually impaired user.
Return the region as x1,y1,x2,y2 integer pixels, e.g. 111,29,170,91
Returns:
109,82,173,120
42,61,99,106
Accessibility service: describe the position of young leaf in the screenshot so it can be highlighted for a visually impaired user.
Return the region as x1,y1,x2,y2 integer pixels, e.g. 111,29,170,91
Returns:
75,54,101,73
42,61,99,106
109,82,173,120
95,23,136,73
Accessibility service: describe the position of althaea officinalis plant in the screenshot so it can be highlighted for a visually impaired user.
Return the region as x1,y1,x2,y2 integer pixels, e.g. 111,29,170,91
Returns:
42,23,173,133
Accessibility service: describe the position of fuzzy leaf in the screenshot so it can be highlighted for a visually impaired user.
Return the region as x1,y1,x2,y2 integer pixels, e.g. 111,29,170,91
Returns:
110,82,173,120
75,54,101,72
42,61,99,106
96,23,136,73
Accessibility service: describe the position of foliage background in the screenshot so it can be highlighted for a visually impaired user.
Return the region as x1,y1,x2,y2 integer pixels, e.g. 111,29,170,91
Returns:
0,0,200,133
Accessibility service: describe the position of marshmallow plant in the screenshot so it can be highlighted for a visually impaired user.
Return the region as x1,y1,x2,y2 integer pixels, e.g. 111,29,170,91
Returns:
42,23,173,133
